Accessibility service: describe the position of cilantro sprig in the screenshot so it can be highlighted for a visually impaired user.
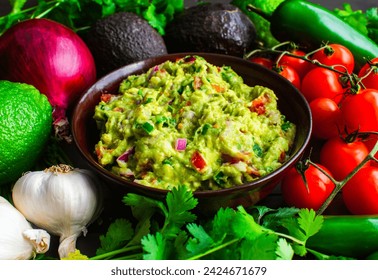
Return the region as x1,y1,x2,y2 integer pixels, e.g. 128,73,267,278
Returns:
334,3,378,44
0,0,184,35
64,186,351,260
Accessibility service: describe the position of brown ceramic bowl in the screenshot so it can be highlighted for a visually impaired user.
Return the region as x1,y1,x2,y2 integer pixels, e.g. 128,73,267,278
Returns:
71,53,312,213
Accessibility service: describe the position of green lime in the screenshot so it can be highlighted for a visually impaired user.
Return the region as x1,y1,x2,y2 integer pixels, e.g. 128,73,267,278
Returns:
0,80,52,185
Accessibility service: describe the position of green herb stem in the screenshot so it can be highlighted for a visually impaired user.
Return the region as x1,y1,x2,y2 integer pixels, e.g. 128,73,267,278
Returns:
89,245,142,260
275,232,305,246
186,238,240,260
108,252,144,260
34,1,61,19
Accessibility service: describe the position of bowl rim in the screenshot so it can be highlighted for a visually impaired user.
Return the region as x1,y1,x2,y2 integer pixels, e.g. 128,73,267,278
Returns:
71,52,312,198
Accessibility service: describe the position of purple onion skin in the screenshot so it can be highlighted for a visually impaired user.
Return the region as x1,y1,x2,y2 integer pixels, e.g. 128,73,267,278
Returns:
0,18,97,119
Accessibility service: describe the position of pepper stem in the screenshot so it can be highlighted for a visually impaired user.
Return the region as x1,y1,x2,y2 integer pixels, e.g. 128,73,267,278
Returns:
246,4,272,22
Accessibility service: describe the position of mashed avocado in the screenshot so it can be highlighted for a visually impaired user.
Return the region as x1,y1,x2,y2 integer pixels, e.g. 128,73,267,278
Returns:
94,55,296,191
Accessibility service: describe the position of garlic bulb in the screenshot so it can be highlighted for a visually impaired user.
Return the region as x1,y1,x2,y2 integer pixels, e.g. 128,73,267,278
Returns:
12,164,103,259
0,196,50,260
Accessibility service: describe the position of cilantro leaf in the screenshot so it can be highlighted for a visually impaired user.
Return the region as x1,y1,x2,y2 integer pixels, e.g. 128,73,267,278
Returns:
0,0,184,35
276,208,323,257
258,207,300,231
278,208,323,244
173,230,190,259
142,232,168,260
233,206,266,239
275,238,294,260
210,207,237,240
9,0,28,14
162,186,198,236
96,218,134,255
333,4,378,44
123,192,166,220
240,233,278,260
143,4,166,35
334,3,368,35
297,208,324,239
125,186,198,260
186,223,215,255
366,7,378,43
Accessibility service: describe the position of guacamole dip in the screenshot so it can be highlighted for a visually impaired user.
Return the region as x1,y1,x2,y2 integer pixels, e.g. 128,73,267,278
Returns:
94,55,296,191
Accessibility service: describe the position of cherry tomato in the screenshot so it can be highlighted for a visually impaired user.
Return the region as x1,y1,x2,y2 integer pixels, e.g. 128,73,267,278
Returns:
301,67,344,103
309,97,344,140
358,58,378,90
340,89,378,133
281,164,335,211
311,44,355,73
249,57,274,69
319,136,370,181
279,49,312,78
342,166,378,215
274,64,301,89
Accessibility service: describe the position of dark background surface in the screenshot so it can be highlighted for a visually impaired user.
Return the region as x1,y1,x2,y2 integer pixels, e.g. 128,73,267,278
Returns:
0,0,376,16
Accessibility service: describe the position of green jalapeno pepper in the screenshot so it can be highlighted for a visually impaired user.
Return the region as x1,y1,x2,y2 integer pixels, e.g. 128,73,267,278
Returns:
248,0,378,71
307,215,378,259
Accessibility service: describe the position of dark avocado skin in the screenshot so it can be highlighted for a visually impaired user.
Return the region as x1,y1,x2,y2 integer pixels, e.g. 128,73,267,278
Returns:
164,3,256,57
82,12,167,77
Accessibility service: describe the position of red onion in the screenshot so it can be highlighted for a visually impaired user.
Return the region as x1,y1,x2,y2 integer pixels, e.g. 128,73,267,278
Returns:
116,147,135,163
175,138,187,151
0,18,96,142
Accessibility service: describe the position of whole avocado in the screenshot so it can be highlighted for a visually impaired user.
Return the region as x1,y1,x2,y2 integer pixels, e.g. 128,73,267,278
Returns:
164,3,256,57
82,12,168,77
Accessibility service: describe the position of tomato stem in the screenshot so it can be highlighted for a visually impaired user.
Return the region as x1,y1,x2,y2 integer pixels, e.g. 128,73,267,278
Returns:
245,41,362,93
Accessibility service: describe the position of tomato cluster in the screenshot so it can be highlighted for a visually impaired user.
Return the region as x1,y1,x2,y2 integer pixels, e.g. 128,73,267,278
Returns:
250,44,378,214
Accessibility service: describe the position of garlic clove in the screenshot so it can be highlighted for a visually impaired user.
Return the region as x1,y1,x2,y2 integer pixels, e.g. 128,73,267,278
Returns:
23,229,50,254
0,196,51,260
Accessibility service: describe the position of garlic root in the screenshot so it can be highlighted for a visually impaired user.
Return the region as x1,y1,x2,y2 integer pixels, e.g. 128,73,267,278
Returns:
58,232,82,259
